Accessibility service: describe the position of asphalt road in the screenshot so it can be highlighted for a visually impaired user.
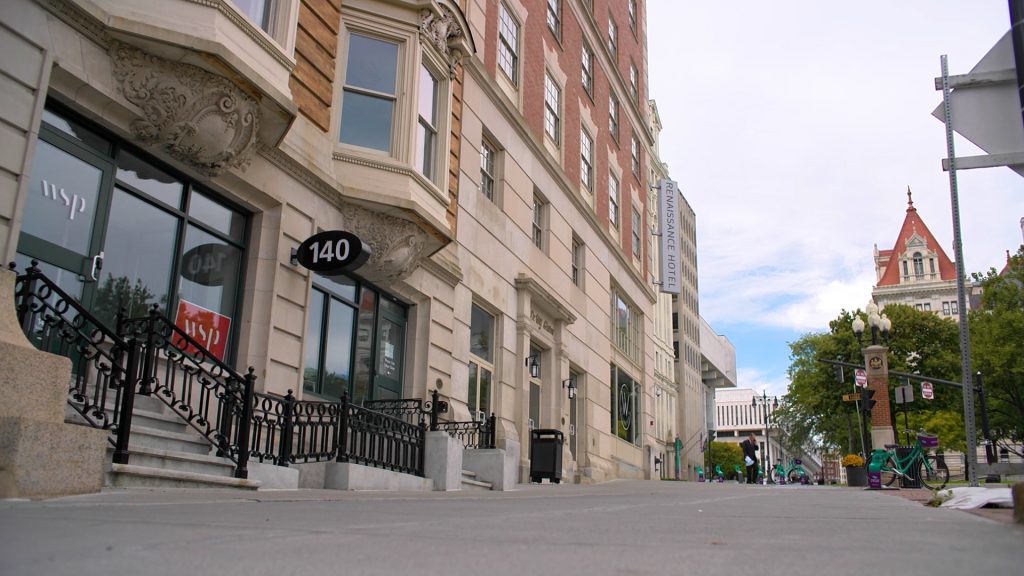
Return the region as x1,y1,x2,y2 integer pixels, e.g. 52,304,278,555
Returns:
0,481,1018,576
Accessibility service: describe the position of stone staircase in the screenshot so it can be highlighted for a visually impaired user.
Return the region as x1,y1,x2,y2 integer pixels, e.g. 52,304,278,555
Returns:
68,392,259,490
461,469,493,491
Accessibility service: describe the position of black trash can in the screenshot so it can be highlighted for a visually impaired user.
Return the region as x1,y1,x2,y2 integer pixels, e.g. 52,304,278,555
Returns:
529,429,563,484
895,446,921,488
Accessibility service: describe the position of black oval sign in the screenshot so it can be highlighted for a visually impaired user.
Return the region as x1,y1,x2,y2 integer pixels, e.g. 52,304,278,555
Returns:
295,230,370,274
181,243,237,286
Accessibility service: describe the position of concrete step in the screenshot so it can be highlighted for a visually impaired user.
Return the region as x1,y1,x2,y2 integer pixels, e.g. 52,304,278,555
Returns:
126,424,212,455
106,463,260,490
109,445,237,478
461,470,493,491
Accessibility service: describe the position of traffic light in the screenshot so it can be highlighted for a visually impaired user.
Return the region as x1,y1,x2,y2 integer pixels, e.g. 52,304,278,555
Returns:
862,388,876,413
833,365,844,384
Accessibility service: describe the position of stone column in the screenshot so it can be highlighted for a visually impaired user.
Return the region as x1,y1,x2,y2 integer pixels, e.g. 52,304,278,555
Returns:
0,268,109,498
863,344,895,450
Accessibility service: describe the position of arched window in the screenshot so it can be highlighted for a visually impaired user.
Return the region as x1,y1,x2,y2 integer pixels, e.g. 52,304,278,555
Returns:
912,252,924,277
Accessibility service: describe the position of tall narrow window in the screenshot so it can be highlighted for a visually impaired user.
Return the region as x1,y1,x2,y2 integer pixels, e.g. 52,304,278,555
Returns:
609,174,619,230
607,16,617,56
943,301,951,315
546,0,561,37
468,304,495,421
480,138,496,201
629,63,638,103
631,207,642,259
571,235,584,287
609,94,619,142
580,129,594,192
929,258,936,274
951,301,959,314
498,4,519,84
912,252,924,276
416,65,439,179
631,135,640,177
544,73,561,144
340,34,398,152
581,43,594,95
532,196,545,249
628,0,637,33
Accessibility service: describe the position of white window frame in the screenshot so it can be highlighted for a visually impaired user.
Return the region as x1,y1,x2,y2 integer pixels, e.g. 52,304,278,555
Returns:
546,0,561,38
532,195,546,250
580,128,594,192
609,94,619,142
498,3,520,85
544,72,561,145
582,42,594,96
480,136,497,202
631,206,642,260
607,15,617,56
609,174,620,230
630,135,640,177
572,234,584,287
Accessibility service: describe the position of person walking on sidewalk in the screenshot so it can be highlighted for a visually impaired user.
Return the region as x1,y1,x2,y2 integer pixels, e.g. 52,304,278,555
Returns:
740,433,759,484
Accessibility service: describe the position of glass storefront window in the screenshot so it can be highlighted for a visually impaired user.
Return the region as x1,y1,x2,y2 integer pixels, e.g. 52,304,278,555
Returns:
188,191,246,242
41,109,109,154
21,140,103,256
116,150,183,209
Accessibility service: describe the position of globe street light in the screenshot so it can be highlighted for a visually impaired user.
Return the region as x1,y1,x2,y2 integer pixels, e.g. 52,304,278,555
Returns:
752,391,778,483
851,301,895,451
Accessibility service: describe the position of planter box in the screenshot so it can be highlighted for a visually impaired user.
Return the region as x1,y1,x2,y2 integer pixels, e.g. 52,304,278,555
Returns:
846,466,867,487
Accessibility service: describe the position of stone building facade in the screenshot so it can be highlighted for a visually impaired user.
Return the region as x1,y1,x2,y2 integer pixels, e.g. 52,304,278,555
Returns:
0,0,674,485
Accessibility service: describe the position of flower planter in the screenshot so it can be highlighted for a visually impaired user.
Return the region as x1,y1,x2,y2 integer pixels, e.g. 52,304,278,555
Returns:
845,466,867,487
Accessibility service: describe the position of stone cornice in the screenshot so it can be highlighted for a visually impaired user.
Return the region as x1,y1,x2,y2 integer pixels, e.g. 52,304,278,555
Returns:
514,274,577,325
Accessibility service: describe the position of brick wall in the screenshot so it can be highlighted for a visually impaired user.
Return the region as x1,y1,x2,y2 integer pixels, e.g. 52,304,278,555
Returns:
289,0,343,132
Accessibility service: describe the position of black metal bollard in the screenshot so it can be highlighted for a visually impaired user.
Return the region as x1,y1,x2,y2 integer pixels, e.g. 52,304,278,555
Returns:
233,368,256,479
277,389,296,467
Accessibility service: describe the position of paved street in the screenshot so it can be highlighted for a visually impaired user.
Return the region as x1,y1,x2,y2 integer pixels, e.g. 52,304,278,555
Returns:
0,481,1018,576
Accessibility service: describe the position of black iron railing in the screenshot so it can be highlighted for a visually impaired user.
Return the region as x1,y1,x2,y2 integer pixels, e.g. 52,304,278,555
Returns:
13,262,140,464
249,390,343,466
339,394,425,476
117,305,254,479
436,414,496,450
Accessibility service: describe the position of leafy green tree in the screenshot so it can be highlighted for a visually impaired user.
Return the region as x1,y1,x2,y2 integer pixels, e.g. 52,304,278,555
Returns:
706,441,742,480
969,247,1024,457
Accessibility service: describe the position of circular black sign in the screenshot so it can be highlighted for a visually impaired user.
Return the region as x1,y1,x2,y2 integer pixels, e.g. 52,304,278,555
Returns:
295,230,370,274
181,243,237,286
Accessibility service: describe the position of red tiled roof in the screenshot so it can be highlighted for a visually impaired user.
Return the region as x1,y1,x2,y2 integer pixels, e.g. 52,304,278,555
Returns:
876,189,957,287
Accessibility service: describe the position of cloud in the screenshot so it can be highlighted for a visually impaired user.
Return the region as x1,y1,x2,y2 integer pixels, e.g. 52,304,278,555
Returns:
737,367,790,400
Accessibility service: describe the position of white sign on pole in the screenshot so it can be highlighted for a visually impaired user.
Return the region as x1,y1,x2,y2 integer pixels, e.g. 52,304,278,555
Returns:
854,369,867,388
921,381,934,400
656,179,681,295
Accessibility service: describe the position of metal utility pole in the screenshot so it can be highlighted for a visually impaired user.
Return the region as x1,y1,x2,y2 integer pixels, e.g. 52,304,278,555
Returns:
940,55,979,487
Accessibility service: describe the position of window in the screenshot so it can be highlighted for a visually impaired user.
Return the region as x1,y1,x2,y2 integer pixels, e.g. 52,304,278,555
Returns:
902,260,909,278
612,287,641,362
498,3,519,84
416,64,439,179
544,73,561,144
607,15,617,56
582,43,594,95
943,301,950,315
480,138,496,201
609,174,619,230
923,303,931,312
231,0,273,32
572,235,584,287
631,135,640,177
629,63,638,103
628,0,637,33
951,301,959,315
929,258,936,274
913,252,924,276
631,208,642,259
468,304,495,421
610,364,640,444
340,33,398,152
546,0,560,38
532,196,545,249
609,94,619,141
580,129,594,192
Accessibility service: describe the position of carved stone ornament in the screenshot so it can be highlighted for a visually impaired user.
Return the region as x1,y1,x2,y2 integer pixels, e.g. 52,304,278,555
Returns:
109,41,260,176
420,7,466,78
343,203,428,285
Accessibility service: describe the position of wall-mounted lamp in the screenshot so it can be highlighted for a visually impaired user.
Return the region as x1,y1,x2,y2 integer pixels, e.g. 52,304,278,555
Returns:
526,355,540,379
655,387,662,398
562,378,577,399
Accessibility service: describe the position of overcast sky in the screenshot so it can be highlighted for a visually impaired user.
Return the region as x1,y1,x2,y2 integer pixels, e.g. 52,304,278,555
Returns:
647,1,1024,398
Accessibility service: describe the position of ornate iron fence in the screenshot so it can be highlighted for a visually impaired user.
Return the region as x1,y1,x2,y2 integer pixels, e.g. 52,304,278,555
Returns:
340,395,425,476
248,390,343,466
117,305,254,479
436,414,496,450
13,262,140,464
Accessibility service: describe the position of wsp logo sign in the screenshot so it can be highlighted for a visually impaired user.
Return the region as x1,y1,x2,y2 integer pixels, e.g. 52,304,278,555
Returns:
41,179,86,221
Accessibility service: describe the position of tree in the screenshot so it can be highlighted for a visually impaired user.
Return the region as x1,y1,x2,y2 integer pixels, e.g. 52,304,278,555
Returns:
706,441,742,480
969,247,1024,457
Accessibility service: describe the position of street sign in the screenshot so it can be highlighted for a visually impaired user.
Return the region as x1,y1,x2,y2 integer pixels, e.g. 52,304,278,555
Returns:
842,393,862,402
895,385,915,405
854,369,867,388
921,381,934,400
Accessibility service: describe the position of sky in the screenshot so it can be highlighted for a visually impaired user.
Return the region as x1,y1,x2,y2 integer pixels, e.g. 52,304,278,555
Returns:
647,1,1024,399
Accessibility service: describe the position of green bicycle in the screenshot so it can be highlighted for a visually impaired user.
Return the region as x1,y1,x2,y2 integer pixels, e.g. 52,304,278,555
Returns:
877,430,949,490
771,458,808,484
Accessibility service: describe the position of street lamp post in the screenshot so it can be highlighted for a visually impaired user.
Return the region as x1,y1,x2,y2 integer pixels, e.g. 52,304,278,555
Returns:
752,391,778,483
852,301,895,452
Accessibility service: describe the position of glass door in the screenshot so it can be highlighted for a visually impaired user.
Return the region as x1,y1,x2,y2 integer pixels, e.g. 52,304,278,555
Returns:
16,124,114,304
371,297,406,400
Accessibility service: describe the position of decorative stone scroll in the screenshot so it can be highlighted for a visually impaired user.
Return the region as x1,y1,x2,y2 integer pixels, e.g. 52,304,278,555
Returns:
420,5,470,78
109,41,260,176
342,203,429,285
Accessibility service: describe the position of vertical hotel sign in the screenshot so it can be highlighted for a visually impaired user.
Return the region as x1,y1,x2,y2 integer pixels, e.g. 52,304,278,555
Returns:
657,179,681,294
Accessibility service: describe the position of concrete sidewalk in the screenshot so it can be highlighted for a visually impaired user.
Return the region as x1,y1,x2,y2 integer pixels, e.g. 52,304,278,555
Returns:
1,481,1019,576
